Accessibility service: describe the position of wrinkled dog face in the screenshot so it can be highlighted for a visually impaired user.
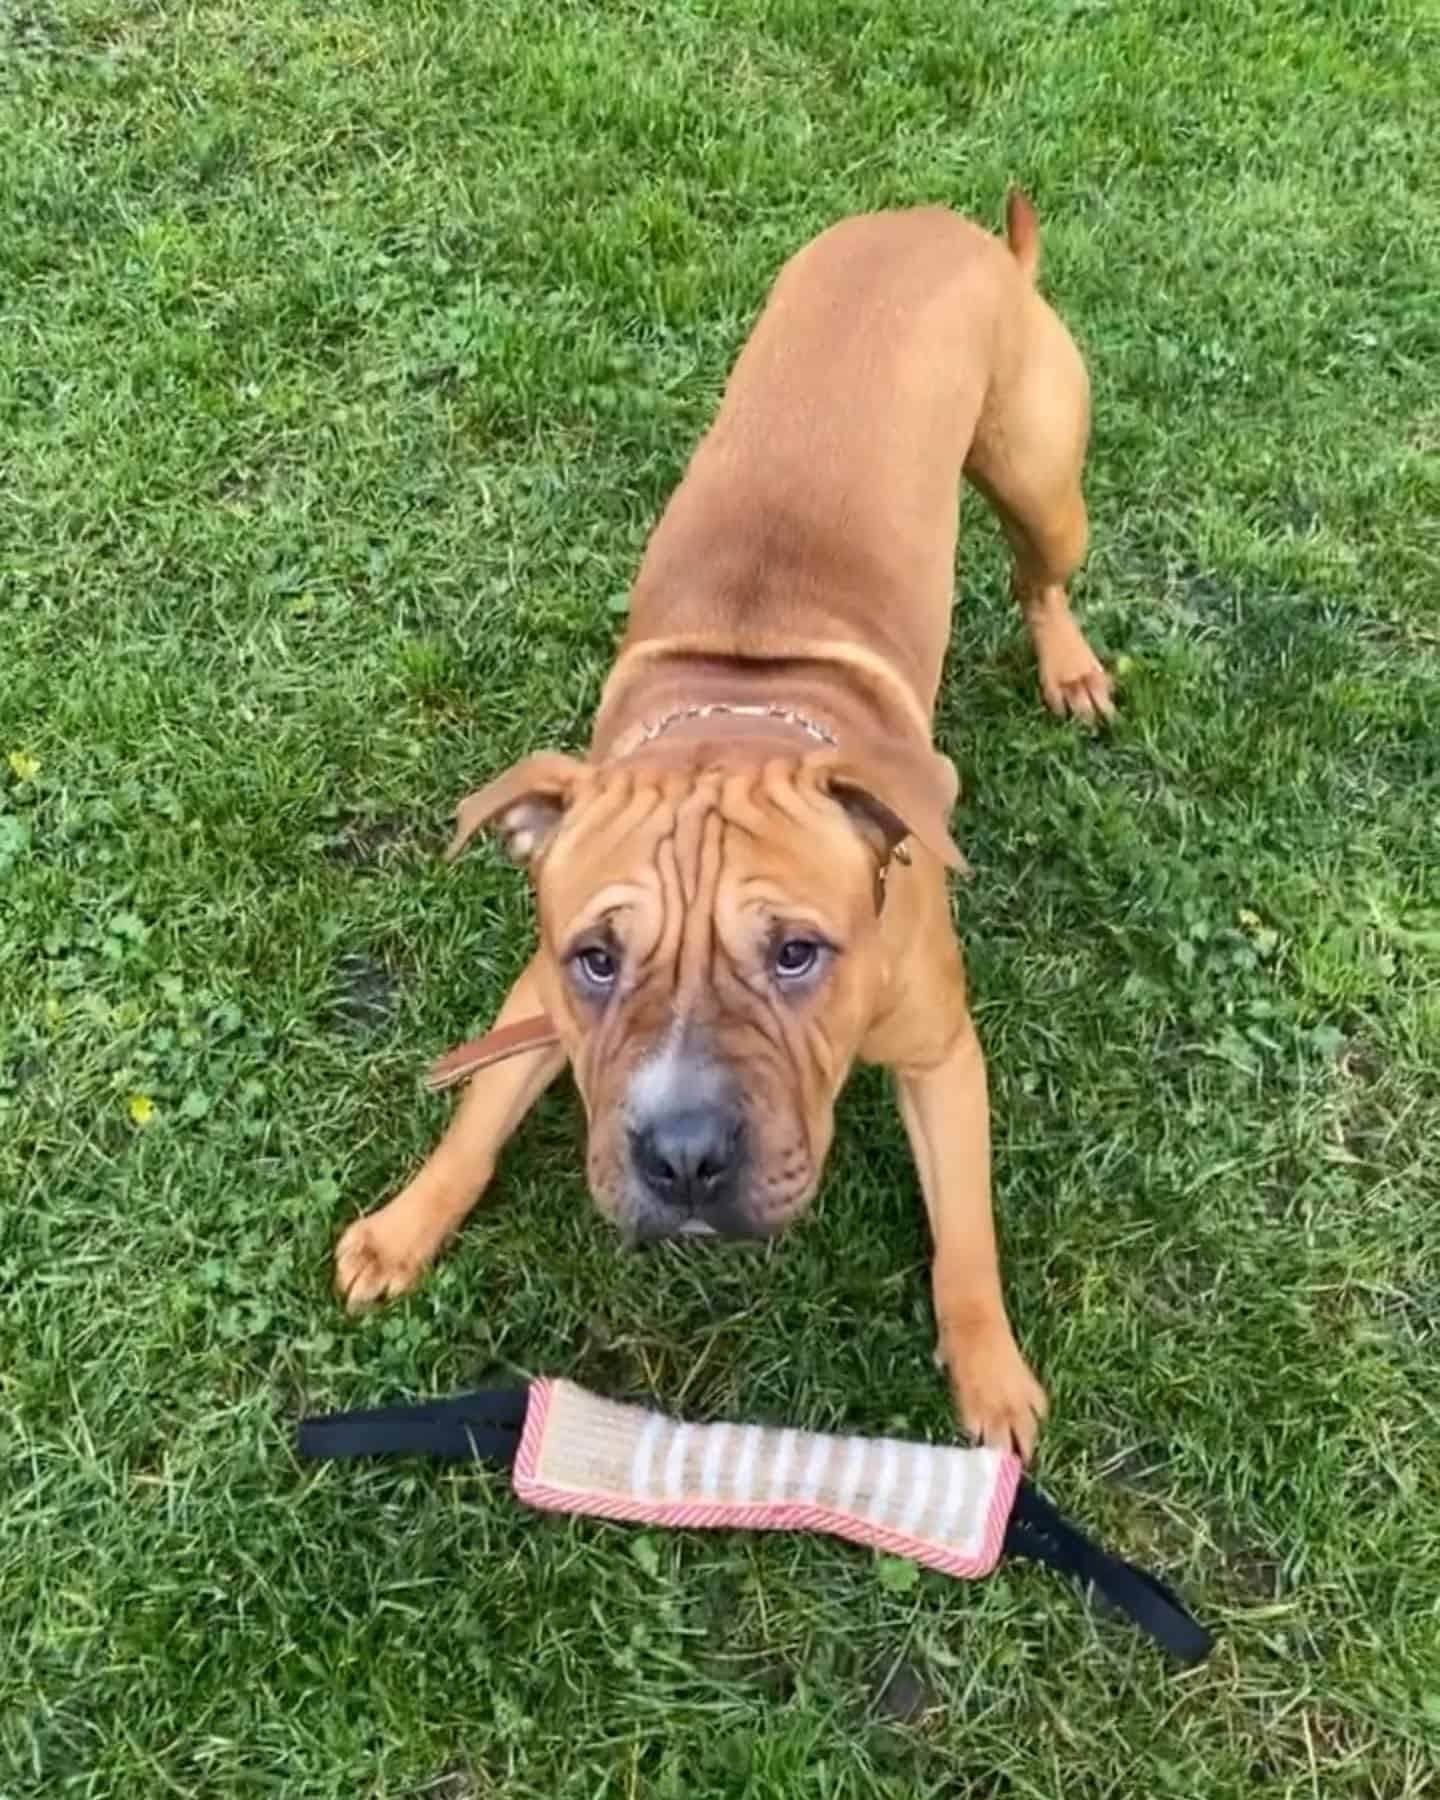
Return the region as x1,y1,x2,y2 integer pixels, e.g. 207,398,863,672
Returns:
452,748,916,1242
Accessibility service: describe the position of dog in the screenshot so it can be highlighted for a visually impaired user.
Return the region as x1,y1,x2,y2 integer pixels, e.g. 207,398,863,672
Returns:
334,196,1113,1458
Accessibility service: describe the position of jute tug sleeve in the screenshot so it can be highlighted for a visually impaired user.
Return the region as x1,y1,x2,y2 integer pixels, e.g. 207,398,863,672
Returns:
514,1379,1014,1577
297,1378,1213,1666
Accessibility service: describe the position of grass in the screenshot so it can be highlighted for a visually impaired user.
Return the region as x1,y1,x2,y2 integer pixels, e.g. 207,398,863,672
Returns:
2,0,1438,1792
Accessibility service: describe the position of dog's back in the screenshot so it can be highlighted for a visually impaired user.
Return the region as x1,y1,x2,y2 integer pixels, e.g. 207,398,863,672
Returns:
620,205,1044,714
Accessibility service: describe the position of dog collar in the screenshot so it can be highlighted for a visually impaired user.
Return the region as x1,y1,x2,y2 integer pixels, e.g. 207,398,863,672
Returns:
620,699,906,905
627,701,838,752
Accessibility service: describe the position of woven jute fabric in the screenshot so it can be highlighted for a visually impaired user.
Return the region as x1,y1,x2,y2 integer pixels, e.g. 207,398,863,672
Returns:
513,1378,1019,1578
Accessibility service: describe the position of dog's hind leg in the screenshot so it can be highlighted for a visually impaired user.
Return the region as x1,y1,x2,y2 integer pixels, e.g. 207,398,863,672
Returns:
334,955,565,1310
966,247,1115,722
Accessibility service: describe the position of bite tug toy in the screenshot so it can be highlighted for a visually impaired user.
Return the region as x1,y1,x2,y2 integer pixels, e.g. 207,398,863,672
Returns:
298,1377,1212,1664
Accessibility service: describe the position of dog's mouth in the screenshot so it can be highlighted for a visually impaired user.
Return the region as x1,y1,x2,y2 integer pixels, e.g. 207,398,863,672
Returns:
619,1213,733,1249
616,1192,799,1248
611,1192,748,1247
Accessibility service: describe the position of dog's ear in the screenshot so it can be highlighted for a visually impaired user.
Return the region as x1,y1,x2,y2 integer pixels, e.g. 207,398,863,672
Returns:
815,748,969,874
445,753,589,869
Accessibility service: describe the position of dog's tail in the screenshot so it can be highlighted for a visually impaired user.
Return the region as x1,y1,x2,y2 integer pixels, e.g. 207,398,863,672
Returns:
1005,190,1041,284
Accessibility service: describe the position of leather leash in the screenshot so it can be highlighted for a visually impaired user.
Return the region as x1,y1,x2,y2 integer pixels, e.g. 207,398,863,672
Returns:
424,1015,561,1092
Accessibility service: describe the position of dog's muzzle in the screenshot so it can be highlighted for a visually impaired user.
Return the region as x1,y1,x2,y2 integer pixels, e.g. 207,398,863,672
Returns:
629,1101,745,1220
621,1042,755,1240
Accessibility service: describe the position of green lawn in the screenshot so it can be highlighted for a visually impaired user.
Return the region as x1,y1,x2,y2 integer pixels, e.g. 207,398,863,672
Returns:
4,0,1439,1793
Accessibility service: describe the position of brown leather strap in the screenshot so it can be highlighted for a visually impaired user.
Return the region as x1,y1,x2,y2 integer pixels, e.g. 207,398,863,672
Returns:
424,1015,561,1092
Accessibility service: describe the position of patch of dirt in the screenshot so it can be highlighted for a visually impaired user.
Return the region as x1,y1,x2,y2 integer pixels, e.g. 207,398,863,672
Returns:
332,952,401,1034
324,815,412,872
415,1765,477,1800
869,1655,933,1723
1096,1440,1175,1494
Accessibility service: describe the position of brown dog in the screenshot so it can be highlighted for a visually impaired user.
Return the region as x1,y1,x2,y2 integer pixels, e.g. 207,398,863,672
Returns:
335,197,1113,1457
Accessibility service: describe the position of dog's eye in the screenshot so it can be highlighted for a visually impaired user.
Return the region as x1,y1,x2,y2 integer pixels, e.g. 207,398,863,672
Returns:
773,938,821,980
574,945,618,988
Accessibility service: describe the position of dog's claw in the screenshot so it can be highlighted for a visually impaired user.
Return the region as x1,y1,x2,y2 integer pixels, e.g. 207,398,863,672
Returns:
334,1213,427,1310
1032,606,1116,725
937,1324,1048,1462
1043,660,1115,724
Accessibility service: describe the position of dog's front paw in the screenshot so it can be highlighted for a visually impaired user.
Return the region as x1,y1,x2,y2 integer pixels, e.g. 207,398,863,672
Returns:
1044,658,1115,723
334,1208,430,1311
1033,617,1116,722
936,1320,1048,1461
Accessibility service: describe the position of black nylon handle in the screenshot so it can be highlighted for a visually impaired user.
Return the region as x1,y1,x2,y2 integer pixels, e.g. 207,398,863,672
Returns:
296,1387,529,1464
1005,1479,1214,1665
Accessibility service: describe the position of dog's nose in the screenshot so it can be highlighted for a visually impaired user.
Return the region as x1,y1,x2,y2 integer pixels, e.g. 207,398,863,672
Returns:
630,1106,742,1212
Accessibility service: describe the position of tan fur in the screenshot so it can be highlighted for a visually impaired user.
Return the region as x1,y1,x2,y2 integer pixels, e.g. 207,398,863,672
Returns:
334,196,1114,1459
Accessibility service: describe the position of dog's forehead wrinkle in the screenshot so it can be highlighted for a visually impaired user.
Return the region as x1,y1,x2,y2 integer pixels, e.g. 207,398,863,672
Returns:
560,887,624,925
566,774,666,858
